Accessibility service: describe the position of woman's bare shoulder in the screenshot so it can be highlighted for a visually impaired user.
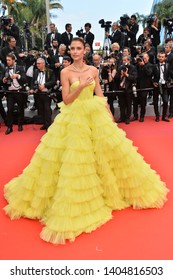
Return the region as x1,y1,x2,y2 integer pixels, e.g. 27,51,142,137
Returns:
61,65,71,74
89,65,98,72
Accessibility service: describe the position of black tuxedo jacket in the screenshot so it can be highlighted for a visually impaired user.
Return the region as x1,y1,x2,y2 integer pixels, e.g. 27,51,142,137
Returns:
0,46,23,66
136,62,153,89
117,64,137,93
47,48,59,64
31,68,56,91
49,53,64,79
166,52,173,66
83,31,94,52
45,32,62,49
3,64,27,89
108,30,122,46
61,32,73,49
5,24,21,47
127,22,139,47
153,63,171,84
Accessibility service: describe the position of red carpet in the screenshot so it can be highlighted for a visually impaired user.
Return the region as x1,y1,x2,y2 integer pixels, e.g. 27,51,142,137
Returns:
0,117,173,260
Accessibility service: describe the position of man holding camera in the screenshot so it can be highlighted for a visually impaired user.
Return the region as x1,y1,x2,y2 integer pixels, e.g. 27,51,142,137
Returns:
2,15,21,48
116,54,137,124
2,53,27,135
105,22,122,47
101,58,117,116
0,36,24,66
29,58,56,130
122,15,139,58
132,53,153,122
152,51,171,122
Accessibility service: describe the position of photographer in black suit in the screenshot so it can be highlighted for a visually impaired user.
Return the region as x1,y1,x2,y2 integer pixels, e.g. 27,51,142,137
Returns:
83,23,95,53
137,27,150,48
49,43,66,80
45,23,62,50
101,57,117,116
122,15,139,58
2,53,27,134
61,23,73,54
0,36,25,66
2,15,22,48
105,22,122,47
132,53,153,122
116,54,137,124
152,51,171,122
29,58,56,130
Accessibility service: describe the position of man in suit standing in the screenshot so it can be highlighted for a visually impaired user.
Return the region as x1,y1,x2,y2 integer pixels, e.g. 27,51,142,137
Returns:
0,36,25,66
61,23,73,54
83,23,95,53
126,15,139,58
0,62,7,126
49,44,66,80
3,15,22,48
132,53,153,122
44,23,62,50
116,54,137,124
29,58,56,130
2,53,27,134
105,22,122,47
165,42,173,118
152,51,171,122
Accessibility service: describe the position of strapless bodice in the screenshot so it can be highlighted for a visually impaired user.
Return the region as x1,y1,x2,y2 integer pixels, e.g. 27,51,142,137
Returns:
70,80,95,100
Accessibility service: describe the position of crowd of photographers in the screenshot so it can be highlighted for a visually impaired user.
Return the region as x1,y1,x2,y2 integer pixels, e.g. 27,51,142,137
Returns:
0,13,173,134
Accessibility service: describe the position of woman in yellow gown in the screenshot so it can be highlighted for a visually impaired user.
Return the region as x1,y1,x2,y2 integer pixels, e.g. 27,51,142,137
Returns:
4,38,168,244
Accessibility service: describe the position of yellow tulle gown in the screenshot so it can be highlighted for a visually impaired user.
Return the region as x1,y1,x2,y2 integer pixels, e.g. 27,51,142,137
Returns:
4,81,168,244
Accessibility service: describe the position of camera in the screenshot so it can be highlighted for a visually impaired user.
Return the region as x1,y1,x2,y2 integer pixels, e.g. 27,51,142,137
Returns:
163,17,173,34
0,16,11,32
136,56,143,63
76,28,84,37
4,72,12,85
120,65,128,72
99,19,112,32
104,63,115,70
119,14,129,28
114,50,119,58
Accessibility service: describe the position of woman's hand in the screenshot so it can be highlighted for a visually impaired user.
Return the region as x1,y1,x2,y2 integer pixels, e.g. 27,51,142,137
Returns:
79,76,94,88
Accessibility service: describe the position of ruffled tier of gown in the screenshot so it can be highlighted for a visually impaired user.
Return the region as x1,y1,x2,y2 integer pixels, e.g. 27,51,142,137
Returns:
4,95,169,244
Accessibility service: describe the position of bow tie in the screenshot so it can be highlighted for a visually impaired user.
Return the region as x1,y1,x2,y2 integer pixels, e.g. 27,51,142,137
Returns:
9,67,14,70
160,64,165,66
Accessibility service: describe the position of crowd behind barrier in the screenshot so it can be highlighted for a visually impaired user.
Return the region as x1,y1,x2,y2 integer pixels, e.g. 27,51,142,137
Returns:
0,13,173,134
